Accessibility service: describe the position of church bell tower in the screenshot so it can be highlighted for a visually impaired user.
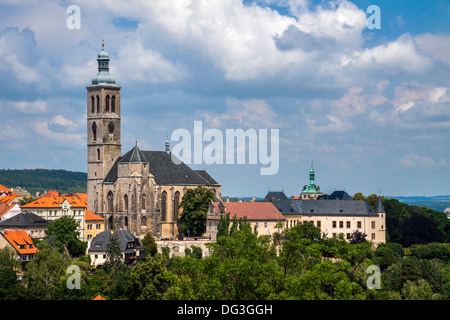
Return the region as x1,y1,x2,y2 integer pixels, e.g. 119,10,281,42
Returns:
87,43,122,213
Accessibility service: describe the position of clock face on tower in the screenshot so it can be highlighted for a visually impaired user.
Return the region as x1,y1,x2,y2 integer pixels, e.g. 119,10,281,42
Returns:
108,122,115,133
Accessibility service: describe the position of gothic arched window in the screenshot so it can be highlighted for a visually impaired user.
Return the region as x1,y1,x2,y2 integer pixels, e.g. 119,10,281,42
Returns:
111,95,116,113
91,96,95,113
161,191,167,222
124,194,128,213
105,95,110,112
173,191,180,222
92,122,97,141
142,194,146,210
97,148,100,161
141,216,147,227
107,191,114,213
96,95,100,113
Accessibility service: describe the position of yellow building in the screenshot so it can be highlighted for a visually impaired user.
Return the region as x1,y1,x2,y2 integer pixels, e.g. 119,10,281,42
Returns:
85,209,105,242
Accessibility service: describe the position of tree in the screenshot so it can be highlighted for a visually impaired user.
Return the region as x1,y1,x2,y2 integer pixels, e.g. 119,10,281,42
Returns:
142,232,158,257
130,254,175,300
401,212,443,247
179,186,215,236
0,267,24,300
103,231,124,275
349,230,367,244
24,240,71,299
401,279,441,300
46,216,86,257
0,246,21,270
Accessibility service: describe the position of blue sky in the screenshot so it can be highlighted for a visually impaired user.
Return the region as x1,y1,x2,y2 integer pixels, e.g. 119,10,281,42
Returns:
0,0,449,198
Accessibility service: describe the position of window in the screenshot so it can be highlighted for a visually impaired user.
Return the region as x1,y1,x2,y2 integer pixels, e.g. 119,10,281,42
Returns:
346,221,351,228
124,194,128,213
107,191,114,213
96,224,101,229
173,192,180,221
92,122,97,141
161,191,167,222
142,194,146,210
105,95,110,112
346,233,351,239
255,222,259,228
97,148,100,161
332,221,337,228
111,95,116,112
91,96,95,113
332,233,336,238
357,221,362,228
264,222,268,228
317,220,321,228
371,221,376,229
371,233,376,240
88,224,92,230
339,221,343,228
96,95,100,113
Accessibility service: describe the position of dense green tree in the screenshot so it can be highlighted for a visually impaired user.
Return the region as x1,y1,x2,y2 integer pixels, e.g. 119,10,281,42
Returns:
142,232,158,257
46,216,86,257
24,240,71,299
178,186,215,236
401,279,441,300
130,254,175,300
0,267,25,300
401,212,443,247
0,246,21,270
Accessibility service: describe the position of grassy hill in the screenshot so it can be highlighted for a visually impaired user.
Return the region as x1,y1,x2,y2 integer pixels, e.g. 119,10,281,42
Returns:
0,169,87,195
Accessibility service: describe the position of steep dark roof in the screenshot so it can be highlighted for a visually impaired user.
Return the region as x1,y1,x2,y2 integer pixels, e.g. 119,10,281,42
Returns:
376,196,385,213
264,191,288,201
119,144,148,163
88,229,140,252
0,212,48,228
104,150,220,186
272,199,378,217
319,191,352,200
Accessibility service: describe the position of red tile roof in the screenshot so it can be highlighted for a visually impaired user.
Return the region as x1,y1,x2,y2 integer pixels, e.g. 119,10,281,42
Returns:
2,230,39,255
210,201,285,221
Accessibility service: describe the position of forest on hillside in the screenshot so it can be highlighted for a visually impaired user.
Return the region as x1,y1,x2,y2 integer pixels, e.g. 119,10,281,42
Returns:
0,169,87,194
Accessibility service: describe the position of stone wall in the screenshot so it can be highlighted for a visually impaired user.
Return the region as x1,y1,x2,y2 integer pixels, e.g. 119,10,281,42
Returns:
155,239,215,258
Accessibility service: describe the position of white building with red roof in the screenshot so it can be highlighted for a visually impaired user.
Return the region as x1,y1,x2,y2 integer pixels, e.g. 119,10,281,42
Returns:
206,201,285,239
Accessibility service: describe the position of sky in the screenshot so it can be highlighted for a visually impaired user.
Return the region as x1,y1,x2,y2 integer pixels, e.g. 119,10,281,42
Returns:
0,0,449,198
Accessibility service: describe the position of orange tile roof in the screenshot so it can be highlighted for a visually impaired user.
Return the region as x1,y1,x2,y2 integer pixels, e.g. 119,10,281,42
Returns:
0,184,18,198
41,190,60,198
75,193,87,202
85,209,104,221
21,196,87,209
2,230,39,255
0,195,17,204
0,203,17,218
93,294,105,300
210,201,285,221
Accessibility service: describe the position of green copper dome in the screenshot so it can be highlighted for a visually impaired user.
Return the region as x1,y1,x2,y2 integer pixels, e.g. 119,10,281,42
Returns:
91,45,117,86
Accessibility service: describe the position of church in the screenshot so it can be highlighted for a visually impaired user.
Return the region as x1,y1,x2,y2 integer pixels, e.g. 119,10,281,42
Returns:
86,45,221,239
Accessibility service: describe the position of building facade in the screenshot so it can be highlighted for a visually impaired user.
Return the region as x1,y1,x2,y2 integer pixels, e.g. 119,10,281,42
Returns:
86,45,221,240
21,195,86,241
205,201,286,239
